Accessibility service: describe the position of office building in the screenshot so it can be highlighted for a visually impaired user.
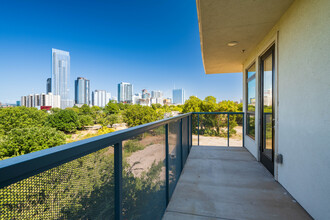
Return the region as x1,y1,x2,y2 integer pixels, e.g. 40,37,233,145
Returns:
21,93,60,109
46,78,51,93
75,77,90,105
92,90,111,107
118,82,133,103
172,88,185,104
151,90,162,99
132,93,141,105
51,48,71,109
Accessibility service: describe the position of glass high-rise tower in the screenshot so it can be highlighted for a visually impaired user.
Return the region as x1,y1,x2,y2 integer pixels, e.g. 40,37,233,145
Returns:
51,48,71,109
75,77,90,105
172,88,185,104
118,82,133,103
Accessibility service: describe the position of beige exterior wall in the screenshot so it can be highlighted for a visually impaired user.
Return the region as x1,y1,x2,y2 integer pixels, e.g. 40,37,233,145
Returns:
242,0,330,219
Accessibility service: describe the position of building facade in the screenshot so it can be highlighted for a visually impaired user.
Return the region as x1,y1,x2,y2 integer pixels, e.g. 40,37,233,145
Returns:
197,0,330,218
75,77,90,105
21,93,60,109
92,90,111,107
51,48,71,109
118,82,133,103
172,88,185,104
151,90,162,99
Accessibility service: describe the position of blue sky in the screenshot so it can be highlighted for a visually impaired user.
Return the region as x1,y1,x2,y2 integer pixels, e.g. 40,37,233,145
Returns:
0,0,242,104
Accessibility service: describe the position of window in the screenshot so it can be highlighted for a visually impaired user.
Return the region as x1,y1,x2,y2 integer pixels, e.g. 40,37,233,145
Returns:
246,63,256,139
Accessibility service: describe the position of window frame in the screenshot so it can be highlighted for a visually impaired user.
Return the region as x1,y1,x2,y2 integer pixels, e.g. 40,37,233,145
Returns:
246,62,256,140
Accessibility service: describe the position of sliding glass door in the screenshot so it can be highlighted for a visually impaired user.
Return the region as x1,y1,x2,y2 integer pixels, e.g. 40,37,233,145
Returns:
260,45,275,175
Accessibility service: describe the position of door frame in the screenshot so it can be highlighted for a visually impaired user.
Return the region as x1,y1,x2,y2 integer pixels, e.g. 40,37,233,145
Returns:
259,44,275,175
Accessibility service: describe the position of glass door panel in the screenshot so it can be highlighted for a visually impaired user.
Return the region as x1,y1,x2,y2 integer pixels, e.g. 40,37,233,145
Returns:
260,45,275,175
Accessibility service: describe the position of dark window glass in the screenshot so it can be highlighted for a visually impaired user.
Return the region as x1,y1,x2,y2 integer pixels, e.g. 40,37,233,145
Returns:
246,63,256,139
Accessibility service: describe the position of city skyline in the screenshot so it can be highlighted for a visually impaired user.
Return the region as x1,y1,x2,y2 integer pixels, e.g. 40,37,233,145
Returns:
0,1,242,104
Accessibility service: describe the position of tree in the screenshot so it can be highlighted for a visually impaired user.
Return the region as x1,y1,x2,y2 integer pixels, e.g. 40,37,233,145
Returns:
117,103,125,110
104,101,120,115
123,105,162,127
201,96,217,112
0,107,48,135
0,127,65,159
51,108,61,114
46,109,80,133
182,96,202,113
78,115,94,129
79,104,92,115
102,114,120,127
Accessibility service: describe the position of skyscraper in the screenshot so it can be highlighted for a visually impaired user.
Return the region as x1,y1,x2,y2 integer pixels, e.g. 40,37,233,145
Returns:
46,78,51,93
151,90,162,99
75,77,90,105
172,88,185,104
51,48,71,109
118,82,133,103
92,90,111,107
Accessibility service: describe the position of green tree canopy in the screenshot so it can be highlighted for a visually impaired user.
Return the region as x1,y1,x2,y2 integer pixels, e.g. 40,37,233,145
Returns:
104,101,120,115
182,96,203,113
79,104,92,115
217,100,239,112
0,107,48,135
46,109,80,133
0,126,65,159
123,105,163,127
202,96,217,112
102,114,120,127
78,115,94,129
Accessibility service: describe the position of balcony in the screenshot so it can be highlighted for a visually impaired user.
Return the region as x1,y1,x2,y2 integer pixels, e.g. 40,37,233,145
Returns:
0,112,310,219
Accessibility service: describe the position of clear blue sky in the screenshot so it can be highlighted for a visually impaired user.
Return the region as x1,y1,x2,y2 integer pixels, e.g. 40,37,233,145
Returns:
0,0,242,104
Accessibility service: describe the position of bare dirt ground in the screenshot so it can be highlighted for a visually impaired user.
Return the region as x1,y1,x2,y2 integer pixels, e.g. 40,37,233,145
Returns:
125,135,166,178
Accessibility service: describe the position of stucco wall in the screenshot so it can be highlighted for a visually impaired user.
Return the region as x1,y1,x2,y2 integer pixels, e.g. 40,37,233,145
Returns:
243,0,330,219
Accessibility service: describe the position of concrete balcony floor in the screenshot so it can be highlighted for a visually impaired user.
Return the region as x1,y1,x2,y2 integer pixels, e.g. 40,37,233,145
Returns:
163,146,311,220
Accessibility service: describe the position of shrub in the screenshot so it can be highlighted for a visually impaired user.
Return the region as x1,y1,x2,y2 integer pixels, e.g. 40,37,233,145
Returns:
97,127,115,135
124,140,144,153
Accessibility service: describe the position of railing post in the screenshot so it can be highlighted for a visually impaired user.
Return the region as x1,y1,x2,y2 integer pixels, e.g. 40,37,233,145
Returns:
242,113,245,148
165,124,169,205
115,142,123,220
187,115,190,154
227,113,230,147
180,119,183,171
197,114,200,146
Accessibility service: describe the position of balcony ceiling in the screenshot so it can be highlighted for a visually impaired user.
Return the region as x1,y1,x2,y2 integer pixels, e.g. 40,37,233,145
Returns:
196,0,294,74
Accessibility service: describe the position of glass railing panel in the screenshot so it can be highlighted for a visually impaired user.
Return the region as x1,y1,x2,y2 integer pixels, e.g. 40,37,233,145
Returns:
195,114,229,147
192,114,199,146
122,126,166,220
168,120,181,199
0,146,115,219
181,117,189,165
229,114,243,147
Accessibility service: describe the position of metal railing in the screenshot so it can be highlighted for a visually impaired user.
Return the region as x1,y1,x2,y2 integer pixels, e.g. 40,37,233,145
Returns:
192,112,245,147
0,112,244,219
0,113,192,220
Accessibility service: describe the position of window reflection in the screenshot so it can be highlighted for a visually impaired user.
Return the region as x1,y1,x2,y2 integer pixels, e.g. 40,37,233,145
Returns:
246,63,256,139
